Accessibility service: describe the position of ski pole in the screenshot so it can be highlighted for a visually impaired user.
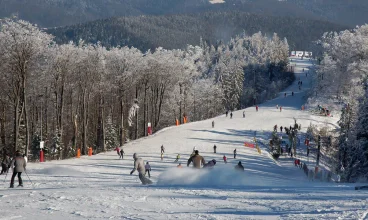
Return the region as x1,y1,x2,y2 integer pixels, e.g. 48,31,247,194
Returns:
24,171,34,188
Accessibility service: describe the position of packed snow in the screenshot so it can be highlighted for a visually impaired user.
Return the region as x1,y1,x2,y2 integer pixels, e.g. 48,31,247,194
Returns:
0,57,367,220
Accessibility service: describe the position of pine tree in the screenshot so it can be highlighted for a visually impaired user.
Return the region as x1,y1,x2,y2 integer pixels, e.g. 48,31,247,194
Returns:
105,116,118,150
51,129,63,160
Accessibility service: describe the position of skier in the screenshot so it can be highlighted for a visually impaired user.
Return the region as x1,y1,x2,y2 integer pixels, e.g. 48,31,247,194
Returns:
213,145,217,153
280,126,283,133
120,148,125,159
145,162,151,178
187,150,205,169
284,92,286,97
302,68,304,72
212,120,215,128
234,161,244,171
280,106,282,112
116,146,121,158
292,91,294,96
9,151,26,188
161,145,165,154
307,147,310,157
130,153,152,185
230,112,233,119
233,149,237,159
243,111,245,118
0,154,10,175
177,163,183,168
276,104,279,109
223,155,227,164
203,159,216,169
226,110,228,117
174,154,180,162
274,124,278,132
256,105,258,112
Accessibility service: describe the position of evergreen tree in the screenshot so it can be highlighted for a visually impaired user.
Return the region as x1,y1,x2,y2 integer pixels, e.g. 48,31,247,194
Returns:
105,116,118,150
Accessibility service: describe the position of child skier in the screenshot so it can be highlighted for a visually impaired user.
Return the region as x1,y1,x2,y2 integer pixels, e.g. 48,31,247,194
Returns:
145,162,151,178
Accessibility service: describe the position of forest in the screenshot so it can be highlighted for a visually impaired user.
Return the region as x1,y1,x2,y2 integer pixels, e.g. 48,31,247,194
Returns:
47,11,347,55
0,19,291,161
311,24,368,182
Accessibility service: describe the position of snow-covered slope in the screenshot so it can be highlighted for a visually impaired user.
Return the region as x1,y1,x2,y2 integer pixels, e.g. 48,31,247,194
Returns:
0,58,367,220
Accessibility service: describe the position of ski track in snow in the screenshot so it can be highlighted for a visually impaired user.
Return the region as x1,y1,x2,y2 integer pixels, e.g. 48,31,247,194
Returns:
0,57,367,220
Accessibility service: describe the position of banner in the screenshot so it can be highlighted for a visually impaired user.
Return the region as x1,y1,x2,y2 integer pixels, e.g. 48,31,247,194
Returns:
244,142,255,148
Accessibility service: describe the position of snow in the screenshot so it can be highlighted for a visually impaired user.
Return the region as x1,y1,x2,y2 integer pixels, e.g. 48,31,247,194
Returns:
0,57,367,219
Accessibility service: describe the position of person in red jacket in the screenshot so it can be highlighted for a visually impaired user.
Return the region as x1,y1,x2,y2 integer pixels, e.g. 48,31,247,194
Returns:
223,155,227,164
115,146,121,158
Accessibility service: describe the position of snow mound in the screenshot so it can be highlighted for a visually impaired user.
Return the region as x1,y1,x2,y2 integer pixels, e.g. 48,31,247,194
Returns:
157,165,260,187
30,166,81,176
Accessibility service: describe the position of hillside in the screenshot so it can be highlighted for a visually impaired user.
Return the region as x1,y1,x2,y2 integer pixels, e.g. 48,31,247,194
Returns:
1,0,366,28
47,12,348,52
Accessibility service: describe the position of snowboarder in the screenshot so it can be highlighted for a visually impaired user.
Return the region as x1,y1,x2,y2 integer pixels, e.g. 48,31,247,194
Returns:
243,111,245,118
280,126,283,133
230,112,233,119
213,145,217,153
161,145,165,154
212,120,215,128
120,148,125,159
256,105,258,112
187,150,205,169
116,146,121,158
145,162,151,178
177,163,183,168
203,159,216,169
233,149,237,159
226,110,228,117
130,153,152,185
1,154,10,175
280,106,282,112
174,154,180,162
9,151,26,188
235,161,244,171
223,155,227,164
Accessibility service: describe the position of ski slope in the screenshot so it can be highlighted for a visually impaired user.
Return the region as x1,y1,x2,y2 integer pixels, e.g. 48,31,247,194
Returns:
0,57,367,220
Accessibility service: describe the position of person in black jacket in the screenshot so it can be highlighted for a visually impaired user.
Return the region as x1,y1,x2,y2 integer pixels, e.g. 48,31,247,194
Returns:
235,161,244,171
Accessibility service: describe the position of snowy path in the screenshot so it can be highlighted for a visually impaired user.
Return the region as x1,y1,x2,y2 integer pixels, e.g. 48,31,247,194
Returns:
0,58,367,220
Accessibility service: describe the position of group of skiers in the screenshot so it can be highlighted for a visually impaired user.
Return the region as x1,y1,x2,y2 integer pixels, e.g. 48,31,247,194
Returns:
1,150,27,188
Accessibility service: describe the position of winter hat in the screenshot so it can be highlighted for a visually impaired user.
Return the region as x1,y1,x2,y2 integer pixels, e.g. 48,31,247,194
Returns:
133,153,138,160
15,151,22,157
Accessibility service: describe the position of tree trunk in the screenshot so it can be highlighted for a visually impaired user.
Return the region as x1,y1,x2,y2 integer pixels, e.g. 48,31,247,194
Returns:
0,105,6,154
82,89,87,155
120,97,124,147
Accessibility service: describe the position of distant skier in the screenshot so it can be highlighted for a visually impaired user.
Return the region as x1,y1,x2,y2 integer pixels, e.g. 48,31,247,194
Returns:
292,91,294,96
307,147,310,157
226,110,228,117
233,149,237,159
187,150,205,169
213,145,217,153
230,112,233,119
212,120,215,128
9,151,26,188
1,154,10,175
174,154,180,162
223,155,227,164
280,106,282,112
276,104,279,109
130,153,152,185
161,145,165,154
280,126,283,133
203,159,216,169
116,146,121,158
284,93,287,97
274,124,278,132
145,162,151,178
256,105,258,112
234,161,244,171
243,111,245,118
120,148,125,159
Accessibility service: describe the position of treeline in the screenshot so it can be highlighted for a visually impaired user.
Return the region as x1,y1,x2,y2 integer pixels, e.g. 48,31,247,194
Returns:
0,19,290,161
47,11,347,54
313,24,368,182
